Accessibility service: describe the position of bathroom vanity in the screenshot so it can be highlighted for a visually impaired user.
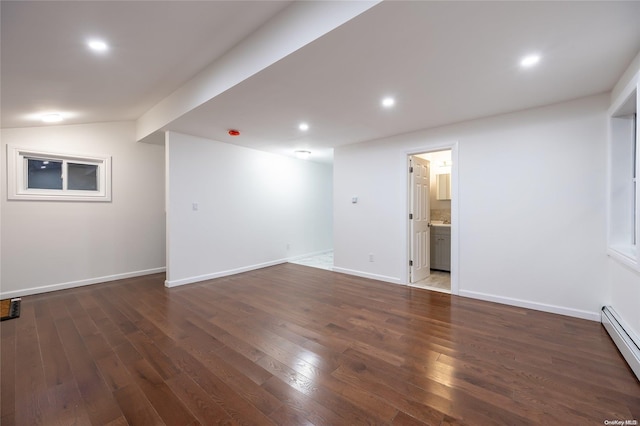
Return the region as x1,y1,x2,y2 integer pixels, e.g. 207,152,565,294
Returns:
430,224,451,271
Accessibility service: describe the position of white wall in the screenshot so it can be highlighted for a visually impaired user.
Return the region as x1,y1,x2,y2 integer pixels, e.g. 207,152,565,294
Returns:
334,94,609,320
607,50,640,338
1,121,166,297
608,259,640,338
165,131,333,286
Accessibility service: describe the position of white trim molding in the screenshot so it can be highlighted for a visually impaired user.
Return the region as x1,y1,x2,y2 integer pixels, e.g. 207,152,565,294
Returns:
459,289,601,322
404,141,460,295
331,267,403,286
606,74,639,272
287,249,334,263
165,250,336,288
165,259,288,288
0,267,166,299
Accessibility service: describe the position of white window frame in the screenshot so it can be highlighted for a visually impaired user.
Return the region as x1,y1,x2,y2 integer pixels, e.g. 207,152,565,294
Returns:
608,79,639,270
7,145,112,202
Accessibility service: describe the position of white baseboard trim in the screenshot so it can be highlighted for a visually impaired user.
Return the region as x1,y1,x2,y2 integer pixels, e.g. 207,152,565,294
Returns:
0,267,166,299
458,289,600,322
165,259,288,287
286,249,333,262
602,306,640,381
331,267,403,286
165,249,336,288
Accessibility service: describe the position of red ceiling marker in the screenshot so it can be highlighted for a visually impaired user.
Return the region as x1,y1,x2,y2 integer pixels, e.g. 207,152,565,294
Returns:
228,129,240,136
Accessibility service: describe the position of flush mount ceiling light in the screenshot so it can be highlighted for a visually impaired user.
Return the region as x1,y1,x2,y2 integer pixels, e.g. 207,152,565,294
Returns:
41,113,64,123
87,39,109,53
298,122,309,131
381,97,395,108
295,150,311,160
25,111,74,123
520,54,541,68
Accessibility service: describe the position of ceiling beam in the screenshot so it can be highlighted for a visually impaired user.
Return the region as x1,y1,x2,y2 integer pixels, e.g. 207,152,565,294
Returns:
136,0,381,142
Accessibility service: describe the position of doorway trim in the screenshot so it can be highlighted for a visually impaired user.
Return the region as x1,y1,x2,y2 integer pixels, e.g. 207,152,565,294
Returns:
405,141,459,295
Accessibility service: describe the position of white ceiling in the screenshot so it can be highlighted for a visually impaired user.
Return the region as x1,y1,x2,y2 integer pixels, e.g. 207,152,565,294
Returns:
2,1,640,164
1,1,291,126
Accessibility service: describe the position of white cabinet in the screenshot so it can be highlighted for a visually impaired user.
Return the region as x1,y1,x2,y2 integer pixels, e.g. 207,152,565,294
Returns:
430,225,451,271
435,173,451,200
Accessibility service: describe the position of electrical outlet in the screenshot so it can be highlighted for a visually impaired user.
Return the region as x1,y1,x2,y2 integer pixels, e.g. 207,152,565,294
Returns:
369,253,374,262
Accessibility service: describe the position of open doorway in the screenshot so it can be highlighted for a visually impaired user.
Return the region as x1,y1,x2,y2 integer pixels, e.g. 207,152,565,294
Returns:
408,149,452,293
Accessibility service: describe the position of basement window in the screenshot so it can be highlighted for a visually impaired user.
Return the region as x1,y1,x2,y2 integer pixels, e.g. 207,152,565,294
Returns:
7,145,111,201
608,87,638,268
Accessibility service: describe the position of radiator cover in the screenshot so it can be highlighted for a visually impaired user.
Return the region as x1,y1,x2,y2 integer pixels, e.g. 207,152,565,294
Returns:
602,306,640,381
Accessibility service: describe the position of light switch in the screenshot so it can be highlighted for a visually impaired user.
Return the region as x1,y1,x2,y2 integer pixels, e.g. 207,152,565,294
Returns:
192,202,199,211
352,196,358,204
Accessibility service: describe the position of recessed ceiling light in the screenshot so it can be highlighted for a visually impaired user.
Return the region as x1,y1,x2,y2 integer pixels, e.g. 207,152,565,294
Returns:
295,150,311,160
381,97,395,108
41,113,63,123
299,122,309,131
87,39,109,52
520,54,541,68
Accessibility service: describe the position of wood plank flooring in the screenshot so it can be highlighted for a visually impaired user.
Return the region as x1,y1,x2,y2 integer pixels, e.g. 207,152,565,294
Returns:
1,263,639,425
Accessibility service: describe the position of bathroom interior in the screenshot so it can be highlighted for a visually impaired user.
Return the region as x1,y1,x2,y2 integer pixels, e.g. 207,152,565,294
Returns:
412,149,452,292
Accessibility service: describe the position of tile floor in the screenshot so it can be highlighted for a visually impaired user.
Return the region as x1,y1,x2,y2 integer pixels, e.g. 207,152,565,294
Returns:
289,251,334,271
410,270,451,293
290,252,451,293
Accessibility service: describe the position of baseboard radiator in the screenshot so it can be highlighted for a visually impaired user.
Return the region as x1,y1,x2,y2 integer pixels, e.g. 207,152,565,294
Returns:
601,306,640,381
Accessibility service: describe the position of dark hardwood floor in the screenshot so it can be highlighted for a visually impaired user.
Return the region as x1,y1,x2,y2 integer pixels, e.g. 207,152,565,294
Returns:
1,263,639,425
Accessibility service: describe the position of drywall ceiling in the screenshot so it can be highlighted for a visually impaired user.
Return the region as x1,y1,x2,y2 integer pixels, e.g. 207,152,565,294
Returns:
2,1,640,164
167,1,640,163
0,0,291,126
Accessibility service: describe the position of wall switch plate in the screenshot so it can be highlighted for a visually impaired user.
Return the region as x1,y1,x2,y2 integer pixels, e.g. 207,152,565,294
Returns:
352,196,358,204
192,202,199,211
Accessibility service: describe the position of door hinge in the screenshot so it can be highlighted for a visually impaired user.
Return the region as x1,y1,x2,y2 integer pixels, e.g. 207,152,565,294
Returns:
409,213,413,220
409,166,414,173
409,260,413,266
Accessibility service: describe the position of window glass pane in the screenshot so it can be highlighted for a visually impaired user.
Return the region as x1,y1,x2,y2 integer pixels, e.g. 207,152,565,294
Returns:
27,159,62,189
68,163,98,191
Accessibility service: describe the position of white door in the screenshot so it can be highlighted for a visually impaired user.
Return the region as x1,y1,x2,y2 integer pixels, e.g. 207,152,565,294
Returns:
410,156,431,283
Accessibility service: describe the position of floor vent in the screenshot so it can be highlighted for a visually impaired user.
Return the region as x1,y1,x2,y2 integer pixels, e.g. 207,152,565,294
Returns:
602,306,640,381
